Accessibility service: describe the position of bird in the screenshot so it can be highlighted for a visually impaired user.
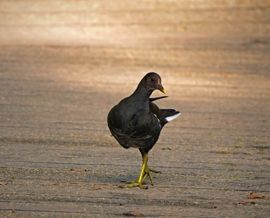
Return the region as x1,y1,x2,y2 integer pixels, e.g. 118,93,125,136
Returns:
107,72,180,189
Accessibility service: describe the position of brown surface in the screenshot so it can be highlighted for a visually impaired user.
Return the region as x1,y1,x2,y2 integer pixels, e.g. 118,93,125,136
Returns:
0,0,270,217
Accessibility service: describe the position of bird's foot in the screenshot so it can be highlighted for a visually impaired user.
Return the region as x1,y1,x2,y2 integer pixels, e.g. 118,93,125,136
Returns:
127,181,148,189
118,181,148,189
142,166,154,185
118,154,160,189
149,168,161,174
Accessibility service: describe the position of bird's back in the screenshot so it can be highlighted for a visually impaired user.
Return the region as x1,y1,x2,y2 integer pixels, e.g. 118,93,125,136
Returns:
107,97,161,150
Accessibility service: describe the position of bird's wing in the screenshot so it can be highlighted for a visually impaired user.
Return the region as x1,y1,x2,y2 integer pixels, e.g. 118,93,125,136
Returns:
149,96,168,102
150,102,180,126
123,108,161,146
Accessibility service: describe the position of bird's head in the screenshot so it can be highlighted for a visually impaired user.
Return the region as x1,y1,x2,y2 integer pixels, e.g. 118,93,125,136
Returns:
141,72,166,95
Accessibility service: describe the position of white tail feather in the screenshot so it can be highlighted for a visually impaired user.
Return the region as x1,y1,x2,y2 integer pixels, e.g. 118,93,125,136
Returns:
165,112,181,122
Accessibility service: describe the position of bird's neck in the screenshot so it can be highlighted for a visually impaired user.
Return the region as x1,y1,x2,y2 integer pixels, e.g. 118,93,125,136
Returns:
131,83,153,100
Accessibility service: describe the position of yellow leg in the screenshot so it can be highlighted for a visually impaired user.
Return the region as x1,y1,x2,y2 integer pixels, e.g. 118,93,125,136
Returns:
126,153,149,189
142,164,153,185
118,152,161,189
127,154,148,189
142,163,161,185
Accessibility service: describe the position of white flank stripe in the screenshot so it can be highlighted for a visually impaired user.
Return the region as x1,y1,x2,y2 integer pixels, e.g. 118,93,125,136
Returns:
165,112,181,122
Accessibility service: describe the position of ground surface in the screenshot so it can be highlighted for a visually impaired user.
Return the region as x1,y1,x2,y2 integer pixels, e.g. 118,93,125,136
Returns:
0,0,270,217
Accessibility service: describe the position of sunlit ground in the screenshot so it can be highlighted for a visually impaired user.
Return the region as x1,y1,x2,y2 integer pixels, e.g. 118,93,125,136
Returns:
0,0,269,217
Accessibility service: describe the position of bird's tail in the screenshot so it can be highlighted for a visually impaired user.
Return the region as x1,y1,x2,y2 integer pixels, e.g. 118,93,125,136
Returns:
159,109,181,125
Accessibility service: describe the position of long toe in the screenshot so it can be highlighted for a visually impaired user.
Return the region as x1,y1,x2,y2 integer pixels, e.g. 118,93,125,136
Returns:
142,167,154,185
118,181,148,189
143,172,154,186
149,168,162,174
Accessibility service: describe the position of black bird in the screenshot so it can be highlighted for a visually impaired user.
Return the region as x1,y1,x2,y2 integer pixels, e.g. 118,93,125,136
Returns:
107,72,180,188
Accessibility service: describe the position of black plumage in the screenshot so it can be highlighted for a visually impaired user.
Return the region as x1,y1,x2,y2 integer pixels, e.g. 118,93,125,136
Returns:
107,72,180,188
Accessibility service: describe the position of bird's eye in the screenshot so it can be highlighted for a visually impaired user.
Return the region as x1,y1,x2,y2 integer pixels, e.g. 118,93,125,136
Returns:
151,78,155,82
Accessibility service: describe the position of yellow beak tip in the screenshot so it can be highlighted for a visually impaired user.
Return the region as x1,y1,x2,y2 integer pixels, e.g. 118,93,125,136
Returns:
161,88,166,94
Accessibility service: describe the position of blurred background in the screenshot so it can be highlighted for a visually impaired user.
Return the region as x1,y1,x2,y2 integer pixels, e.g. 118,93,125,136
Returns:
0,0,269,216
0,0,269,147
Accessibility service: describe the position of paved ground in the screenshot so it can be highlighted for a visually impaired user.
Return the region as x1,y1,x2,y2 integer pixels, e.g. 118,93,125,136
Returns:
0,1,270,217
